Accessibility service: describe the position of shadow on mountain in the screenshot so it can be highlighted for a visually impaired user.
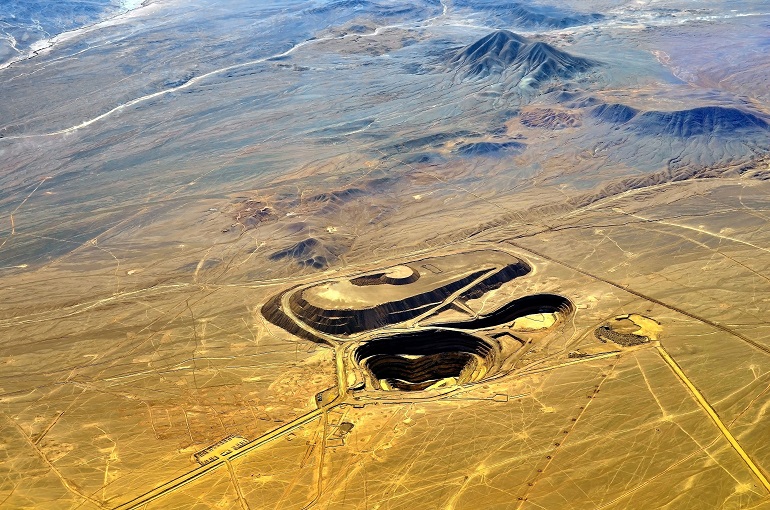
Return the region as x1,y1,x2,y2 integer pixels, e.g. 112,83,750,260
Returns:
456,141,526,157
520,108,582,129
588,103,770,171
388,131,478,153
593,104,769,138
592,103,638,124
452,0,603,29
306,187,367,205
305,0,442,24
268,238,337,269
447,30,597,87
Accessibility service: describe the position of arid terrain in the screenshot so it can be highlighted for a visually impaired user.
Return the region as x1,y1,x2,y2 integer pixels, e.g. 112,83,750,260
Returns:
1,0,770,508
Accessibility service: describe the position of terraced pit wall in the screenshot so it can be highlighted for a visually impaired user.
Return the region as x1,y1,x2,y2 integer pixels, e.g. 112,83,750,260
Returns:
288,269,491,335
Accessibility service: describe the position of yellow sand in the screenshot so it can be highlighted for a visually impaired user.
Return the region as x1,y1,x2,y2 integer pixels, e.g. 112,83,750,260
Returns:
512,312,558,330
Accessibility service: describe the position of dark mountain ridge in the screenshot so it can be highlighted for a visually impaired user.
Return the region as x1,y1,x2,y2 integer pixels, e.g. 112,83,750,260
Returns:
447,30,597,85
452,0,604,29
592,103,769,138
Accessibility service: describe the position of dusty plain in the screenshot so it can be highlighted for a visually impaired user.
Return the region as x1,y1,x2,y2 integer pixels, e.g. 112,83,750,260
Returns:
1,0,770,508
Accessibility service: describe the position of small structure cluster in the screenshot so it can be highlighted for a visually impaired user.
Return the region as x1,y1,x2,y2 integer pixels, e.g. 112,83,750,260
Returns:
193,435,249,466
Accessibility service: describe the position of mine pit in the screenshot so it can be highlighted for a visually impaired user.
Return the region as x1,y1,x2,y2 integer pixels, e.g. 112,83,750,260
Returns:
433,293,574,330
354,329,499,391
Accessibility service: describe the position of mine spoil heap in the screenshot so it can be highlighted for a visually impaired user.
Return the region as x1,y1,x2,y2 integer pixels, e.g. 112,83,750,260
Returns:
286,259,532,336
289,269,489,335
594,325,649,347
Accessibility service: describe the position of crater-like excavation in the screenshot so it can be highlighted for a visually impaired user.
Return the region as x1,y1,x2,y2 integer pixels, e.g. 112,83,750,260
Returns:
431,293,574,330
354,329,500,391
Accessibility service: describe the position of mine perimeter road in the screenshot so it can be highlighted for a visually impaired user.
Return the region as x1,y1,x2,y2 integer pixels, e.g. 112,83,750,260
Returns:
506,241,770,358
112,398,343,510
110,349,609,509
506,241,770,492
657,345,770,492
